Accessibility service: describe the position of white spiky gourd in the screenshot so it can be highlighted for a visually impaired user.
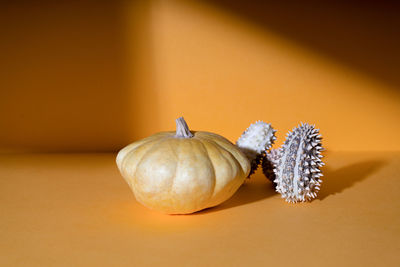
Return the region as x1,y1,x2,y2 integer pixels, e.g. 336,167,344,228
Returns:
262,148,281,182
272,123,324,203
236,121,276,177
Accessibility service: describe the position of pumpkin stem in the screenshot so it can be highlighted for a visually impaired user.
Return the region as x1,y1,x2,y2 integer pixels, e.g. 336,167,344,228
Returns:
175,117,194,138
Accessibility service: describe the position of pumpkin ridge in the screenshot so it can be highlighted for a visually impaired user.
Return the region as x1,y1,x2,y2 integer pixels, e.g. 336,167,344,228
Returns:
116,132,170,169
198,135,246,177
197,140,218,199
169,138,214,212
131,135,173,180
122,134,171,167
166,137,180,159
198,132,249,176
199,136,241,177
168,138,182,198
190,140,216,207
198,137,246,208
119,136,168,180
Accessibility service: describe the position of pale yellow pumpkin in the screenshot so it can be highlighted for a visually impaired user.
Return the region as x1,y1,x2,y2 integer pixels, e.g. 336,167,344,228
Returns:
116,117,250,214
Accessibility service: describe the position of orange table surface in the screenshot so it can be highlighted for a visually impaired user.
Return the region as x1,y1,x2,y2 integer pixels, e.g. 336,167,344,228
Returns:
1,152,399,266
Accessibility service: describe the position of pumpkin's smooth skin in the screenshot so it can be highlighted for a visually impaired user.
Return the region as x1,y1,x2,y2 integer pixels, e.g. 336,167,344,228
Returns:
116,130,250,214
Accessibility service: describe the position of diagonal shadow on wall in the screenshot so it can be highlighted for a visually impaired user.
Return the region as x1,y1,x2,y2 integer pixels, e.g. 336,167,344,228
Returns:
204,0,400,91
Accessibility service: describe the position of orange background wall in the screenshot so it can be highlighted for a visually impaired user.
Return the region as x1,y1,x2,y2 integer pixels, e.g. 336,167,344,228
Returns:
1,0,399,153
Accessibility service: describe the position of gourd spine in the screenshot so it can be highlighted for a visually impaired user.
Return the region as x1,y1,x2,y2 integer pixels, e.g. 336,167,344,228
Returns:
262,148,281,183
272,123,324,203
236,121,277,177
